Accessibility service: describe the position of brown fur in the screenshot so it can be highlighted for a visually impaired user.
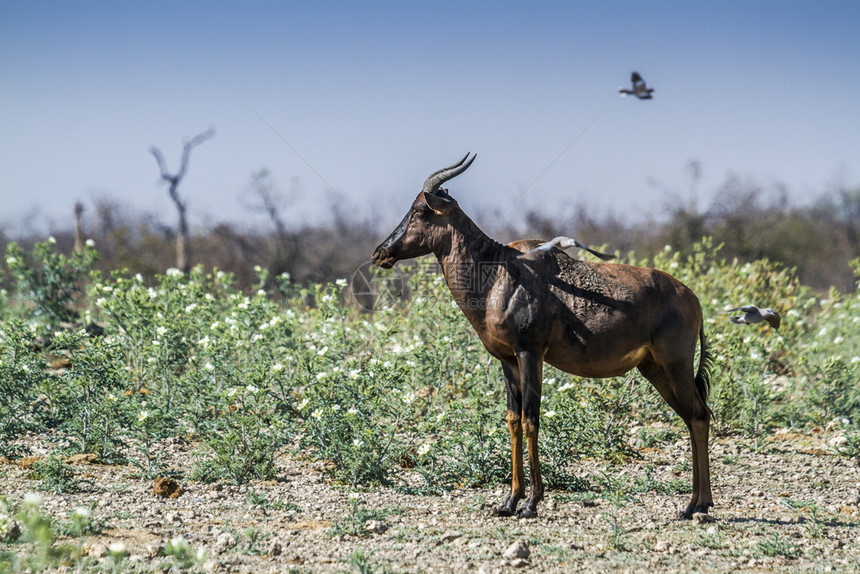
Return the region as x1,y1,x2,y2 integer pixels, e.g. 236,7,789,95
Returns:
373,189,713,519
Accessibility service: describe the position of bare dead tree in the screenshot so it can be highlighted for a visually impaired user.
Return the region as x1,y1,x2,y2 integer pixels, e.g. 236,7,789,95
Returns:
150,128,215,272
73,202,85,254
243,168,298,282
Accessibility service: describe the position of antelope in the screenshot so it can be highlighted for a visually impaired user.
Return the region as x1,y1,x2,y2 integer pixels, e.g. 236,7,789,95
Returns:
372,154,714,519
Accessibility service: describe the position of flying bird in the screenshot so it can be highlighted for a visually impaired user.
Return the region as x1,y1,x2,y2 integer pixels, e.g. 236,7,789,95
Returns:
519,236,616,261
724,305,781,329
619,71,654,100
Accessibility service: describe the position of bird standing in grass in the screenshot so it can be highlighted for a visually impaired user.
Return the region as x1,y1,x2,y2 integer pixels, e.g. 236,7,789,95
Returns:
724,305,781,329
519,236,616,261
619,72,654,100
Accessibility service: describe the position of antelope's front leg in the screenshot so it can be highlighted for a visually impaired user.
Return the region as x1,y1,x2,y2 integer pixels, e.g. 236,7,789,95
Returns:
518,351,544,519
496,363,524,516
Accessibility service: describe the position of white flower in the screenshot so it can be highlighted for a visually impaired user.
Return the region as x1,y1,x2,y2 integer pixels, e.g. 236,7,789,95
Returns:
336,278,348,288
352,438,364,447
135,273,144,282
331,404,341,411
95,297,107,306
5,257,17,265
156,326,168,336
85,238,95,247
851,356,860,364
74,506,91,518
543,410,557,418
24,493,43,506
246,385,259,394
349,369,361,380
347,407,359,415
403,392,417,404
834,336,844,344
298,398,309,410
108,542,126,554
198,336,211,348
817,327,828,337
185,303,197,313
138,411,149,422
166,268,183,277
311,409,323,420
48,236,56,244
316,371,327,381
417,443,432,456
545,378,556,386
272,363,284,372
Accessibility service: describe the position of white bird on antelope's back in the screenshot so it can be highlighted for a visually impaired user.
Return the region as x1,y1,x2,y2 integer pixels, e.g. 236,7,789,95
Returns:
619,71,654,100
518,236,616,261
724,305,781,329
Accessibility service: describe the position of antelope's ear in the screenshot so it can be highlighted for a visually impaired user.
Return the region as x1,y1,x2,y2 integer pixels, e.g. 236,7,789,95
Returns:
423,191,454,216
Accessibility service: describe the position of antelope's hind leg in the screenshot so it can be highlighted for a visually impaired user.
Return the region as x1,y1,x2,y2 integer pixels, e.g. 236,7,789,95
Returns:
495,361,524,517
637,357,713,518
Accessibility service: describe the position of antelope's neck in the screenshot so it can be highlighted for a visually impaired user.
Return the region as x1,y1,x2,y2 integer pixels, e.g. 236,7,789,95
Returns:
435,219,510,320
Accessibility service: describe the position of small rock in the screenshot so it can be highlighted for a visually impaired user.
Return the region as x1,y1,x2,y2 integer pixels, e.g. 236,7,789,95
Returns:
654,540,671,553
511,558,529,568
268,539,282,556
581,499,596,508
440,529,462,542
643,534,656,546
1,520,21,541
165,512,182,525
829,436,848,447
832,539,844,550
503,540,530,560
706,525,719,535
692,512,715,524
84,542,108,558
145,543,163,558
364,520,388,535
213,531,237,554
152,477,183,499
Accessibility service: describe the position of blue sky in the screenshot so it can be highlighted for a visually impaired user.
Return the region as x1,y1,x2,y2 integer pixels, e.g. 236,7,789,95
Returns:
2,1,859,236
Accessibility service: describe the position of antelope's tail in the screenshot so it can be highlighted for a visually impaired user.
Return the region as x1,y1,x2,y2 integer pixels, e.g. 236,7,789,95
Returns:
695,324,715,420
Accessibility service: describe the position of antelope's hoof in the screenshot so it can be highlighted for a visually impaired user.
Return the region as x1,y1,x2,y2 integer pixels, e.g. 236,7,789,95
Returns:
494,505,516,517
516,507,538,519
679,504,712,520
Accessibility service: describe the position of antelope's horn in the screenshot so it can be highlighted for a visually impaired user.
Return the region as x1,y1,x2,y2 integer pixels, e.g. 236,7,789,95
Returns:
421,153,476,195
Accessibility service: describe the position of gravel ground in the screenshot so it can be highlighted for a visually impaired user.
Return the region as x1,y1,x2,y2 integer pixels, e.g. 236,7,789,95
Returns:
2,427,859,573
